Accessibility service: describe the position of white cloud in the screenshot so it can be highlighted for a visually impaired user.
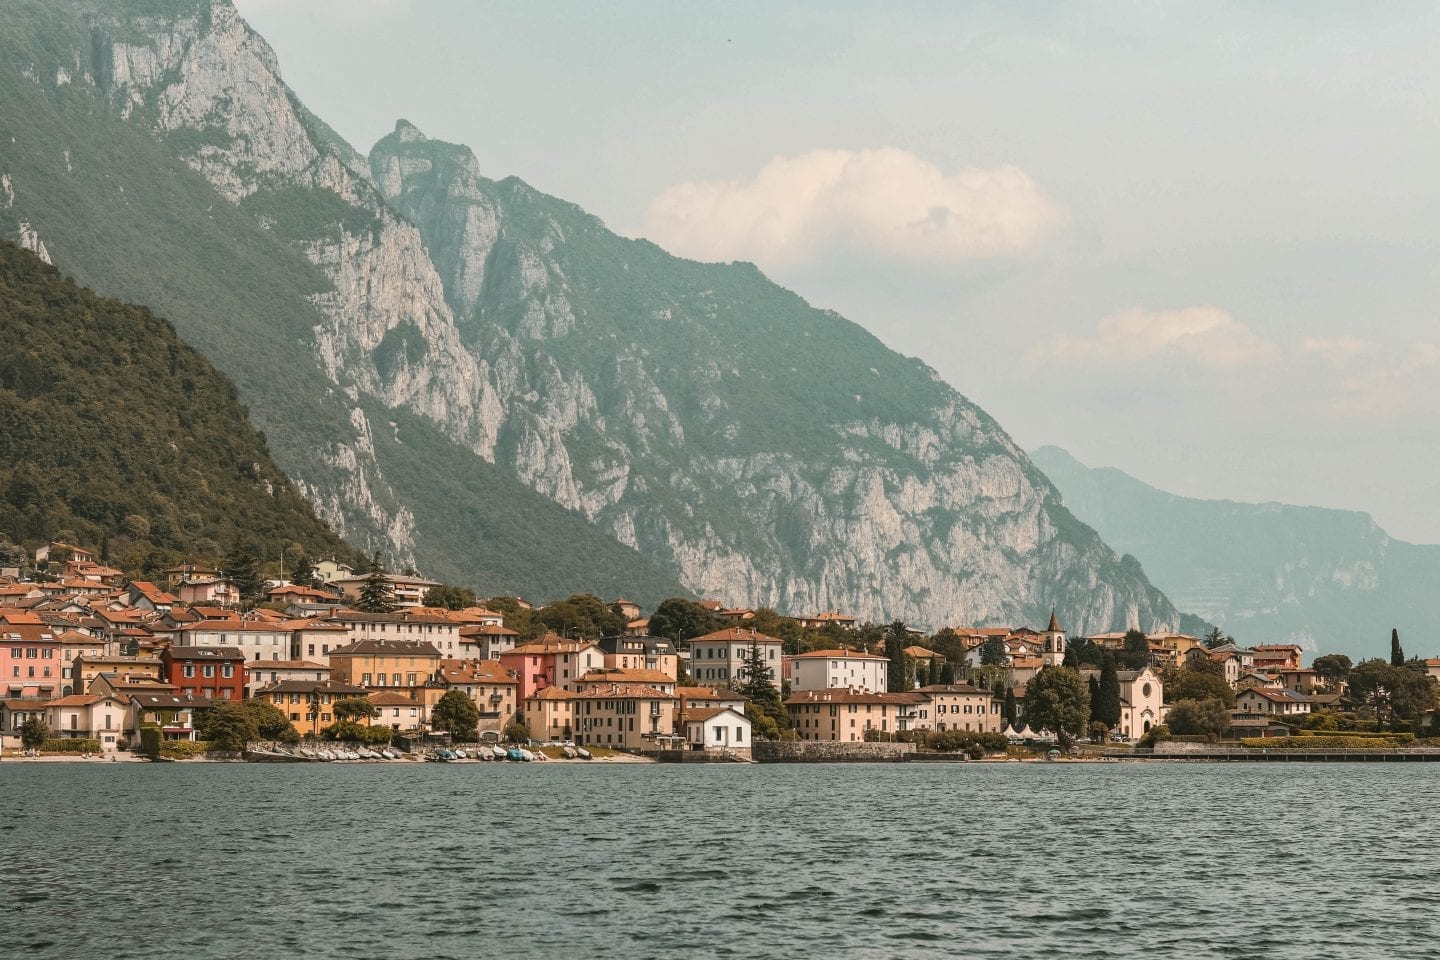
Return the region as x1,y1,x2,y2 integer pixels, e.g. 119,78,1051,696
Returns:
641,148,1065,269
1338,341,1440,414
1026,307,1278,370
1301,336,1373,363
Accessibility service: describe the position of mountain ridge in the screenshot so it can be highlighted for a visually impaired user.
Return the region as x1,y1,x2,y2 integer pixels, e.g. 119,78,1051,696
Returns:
1031,445,1437,658
3,0,1196,632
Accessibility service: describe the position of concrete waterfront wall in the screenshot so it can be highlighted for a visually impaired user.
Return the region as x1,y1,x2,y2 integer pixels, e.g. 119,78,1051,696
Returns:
754,740,915,763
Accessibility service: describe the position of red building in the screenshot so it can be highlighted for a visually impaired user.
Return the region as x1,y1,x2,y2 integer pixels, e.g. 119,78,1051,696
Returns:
160,646,247,702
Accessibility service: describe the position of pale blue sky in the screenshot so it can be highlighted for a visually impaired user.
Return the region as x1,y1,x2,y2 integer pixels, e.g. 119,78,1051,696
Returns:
236,0,1440,541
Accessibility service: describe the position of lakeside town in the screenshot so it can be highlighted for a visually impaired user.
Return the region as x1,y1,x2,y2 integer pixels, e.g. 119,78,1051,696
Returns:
3,541,1438,763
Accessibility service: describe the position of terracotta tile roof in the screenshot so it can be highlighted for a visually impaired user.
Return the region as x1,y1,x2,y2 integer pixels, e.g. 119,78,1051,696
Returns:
255,680,369,696
683,706,745,724
438,659,516,684
783,688,911,706
459,623,519,638
367,691,422,707
571,683,677,700
791,648,886,660
525,686,576,701
676,685,745,701
45,693,127,707
691,628,782,644
579,668,674,684
506,635,596,655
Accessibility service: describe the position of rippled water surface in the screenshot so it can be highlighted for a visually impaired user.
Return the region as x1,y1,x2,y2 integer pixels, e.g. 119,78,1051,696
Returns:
2,761,1435,959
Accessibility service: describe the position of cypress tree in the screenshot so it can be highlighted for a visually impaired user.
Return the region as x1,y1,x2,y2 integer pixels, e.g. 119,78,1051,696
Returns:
885,621,911,692
1097,653,1122,728
1391,628,1405,667
1088,673,1101,719
940,658,957,685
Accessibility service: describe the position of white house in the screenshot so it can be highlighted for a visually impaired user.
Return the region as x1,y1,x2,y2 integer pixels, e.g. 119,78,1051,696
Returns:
44,693,130,752
1234,686,1312,718
789,648,888,692
684,706,752,756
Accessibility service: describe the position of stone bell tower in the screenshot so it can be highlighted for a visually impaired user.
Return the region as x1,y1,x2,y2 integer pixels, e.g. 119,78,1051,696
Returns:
1042,610,1066,667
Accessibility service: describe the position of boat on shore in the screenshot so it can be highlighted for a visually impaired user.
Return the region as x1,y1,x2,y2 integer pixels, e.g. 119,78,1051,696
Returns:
576,747,592,760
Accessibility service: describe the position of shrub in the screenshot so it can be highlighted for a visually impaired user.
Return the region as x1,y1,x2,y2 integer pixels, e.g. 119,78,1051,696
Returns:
1137,725,1171,748
159,740,214,758
1240,735,1411,749
42,738,101,753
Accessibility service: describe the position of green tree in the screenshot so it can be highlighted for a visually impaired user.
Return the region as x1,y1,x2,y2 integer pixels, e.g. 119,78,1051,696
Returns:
244,698,298,742
504,719,530,743
885,621,912,692
1203,627,1230,649
355,553,395,613
940,658,957,685
486,596,543,640
1120,629,1151,670
648,597,721,642
424,584,479,611
1003,686,1017,729
1346,659,1394,720
224,539,265,608
1167,665,1236,708
1095,654,1122,728
980,635,1007,666
538,594,626,639
322,720,368,741
431,689,481,740
198,702,259,752
1023,666,1091,750
334,697,380,723
1312,654,1353,690
1391,628,1406,667
19,715,48,750
1165,699,1231,738
1087,673,1101,717
1390,665,1439,724
288,552,318,590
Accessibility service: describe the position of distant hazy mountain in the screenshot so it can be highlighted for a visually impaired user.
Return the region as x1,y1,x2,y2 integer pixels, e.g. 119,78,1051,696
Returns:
1031,445,1439,659
1,0,1191,632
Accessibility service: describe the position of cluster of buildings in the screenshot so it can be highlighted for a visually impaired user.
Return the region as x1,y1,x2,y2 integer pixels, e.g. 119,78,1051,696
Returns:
4,541,1398,758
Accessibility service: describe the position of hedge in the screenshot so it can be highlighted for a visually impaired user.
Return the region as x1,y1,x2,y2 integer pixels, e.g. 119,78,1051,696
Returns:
1241,735,1411,749
1298,729,1408,740
43,739,101,753
159,741,214,758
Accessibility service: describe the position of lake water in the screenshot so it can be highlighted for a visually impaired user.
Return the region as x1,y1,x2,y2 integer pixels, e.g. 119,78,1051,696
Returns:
1,761,1435,959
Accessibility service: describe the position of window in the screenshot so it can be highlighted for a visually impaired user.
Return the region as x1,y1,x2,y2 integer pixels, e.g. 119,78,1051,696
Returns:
362,673,372,685
221,664,234,678
203,664,215,678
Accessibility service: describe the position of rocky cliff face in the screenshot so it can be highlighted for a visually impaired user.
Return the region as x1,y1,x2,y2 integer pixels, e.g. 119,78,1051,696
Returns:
1,0,1195,630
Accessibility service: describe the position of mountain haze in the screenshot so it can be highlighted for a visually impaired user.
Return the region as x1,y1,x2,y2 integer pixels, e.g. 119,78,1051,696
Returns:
2,0,1194,632
1032,445,1438,659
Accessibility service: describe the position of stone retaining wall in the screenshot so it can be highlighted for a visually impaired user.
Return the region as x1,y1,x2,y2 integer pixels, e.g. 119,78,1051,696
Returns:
754,740,915,763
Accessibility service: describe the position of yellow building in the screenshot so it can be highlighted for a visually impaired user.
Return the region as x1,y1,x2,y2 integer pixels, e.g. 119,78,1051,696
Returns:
914,684,1001,733
523,685,577,742
785,688,918,741
437,659,519,733
327,639,441,704
572,683,677,750
257,680,371,739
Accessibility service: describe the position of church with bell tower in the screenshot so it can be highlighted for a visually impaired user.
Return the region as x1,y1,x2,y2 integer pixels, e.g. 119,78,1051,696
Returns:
1041,610,1066,667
